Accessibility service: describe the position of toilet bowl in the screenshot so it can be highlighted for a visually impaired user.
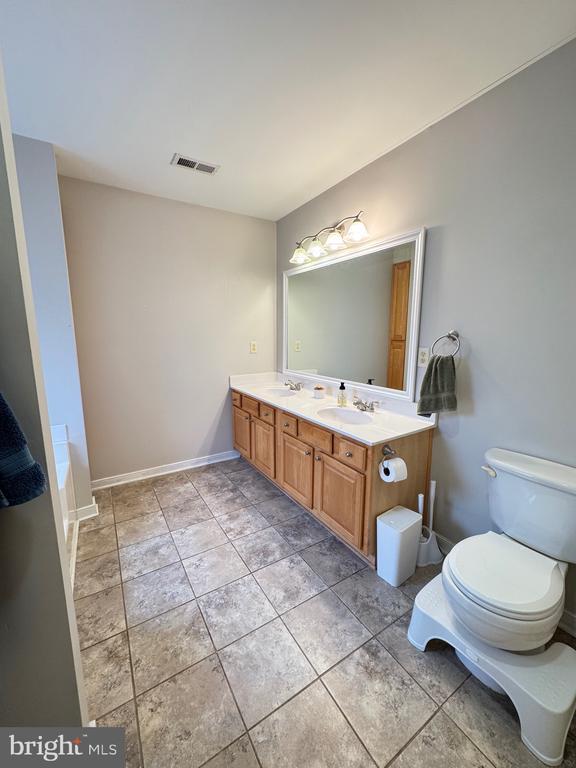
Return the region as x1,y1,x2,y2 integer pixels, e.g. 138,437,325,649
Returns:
442,531,566,651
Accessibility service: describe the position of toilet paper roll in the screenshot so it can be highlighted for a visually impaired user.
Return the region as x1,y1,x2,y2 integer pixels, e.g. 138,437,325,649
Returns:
379,457,408,483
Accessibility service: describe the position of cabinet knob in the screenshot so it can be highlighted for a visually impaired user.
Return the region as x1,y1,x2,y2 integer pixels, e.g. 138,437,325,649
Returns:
305,450,312,456
345,451,353,458
315,455,322,461
245,416,250,421
283,422,290,428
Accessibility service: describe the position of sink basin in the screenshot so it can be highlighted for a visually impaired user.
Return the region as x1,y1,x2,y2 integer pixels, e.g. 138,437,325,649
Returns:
261,387,297,398
316,407,373,425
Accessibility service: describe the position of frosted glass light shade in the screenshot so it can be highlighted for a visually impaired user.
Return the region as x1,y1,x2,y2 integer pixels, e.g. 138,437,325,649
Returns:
290,245,311,264
308,237,327,258
346,217,369,242
325,229,346,250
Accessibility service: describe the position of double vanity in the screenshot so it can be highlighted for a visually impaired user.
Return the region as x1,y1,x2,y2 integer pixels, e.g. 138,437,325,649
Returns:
230,375,435,562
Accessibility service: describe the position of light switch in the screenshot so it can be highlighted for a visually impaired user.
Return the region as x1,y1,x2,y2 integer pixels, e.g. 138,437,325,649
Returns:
249,341,257,354
417,347,430,367
294,340,302,352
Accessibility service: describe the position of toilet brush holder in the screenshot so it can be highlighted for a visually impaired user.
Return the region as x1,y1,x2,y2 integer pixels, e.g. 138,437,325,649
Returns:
417,525,444,566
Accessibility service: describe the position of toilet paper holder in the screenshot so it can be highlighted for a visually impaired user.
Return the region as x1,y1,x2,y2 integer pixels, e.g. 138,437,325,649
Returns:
382,444,397,458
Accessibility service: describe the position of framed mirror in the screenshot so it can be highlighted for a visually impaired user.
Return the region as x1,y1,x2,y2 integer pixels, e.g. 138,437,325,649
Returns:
283,228,425,400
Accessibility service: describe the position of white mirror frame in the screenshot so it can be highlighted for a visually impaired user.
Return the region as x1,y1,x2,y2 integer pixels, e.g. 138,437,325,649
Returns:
282,227,426,402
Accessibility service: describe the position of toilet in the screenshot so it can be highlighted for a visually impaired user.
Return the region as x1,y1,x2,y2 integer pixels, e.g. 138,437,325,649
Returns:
408,448,576,766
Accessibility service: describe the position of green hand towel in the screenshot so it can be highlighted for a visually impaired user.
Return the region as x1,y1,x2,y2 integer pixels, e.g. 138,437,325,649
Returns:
417,355,457,417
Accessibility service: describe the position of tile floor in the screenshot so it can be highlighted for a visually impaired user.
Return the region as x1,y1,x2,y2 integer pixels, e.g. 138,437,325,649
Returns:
75,458,576,768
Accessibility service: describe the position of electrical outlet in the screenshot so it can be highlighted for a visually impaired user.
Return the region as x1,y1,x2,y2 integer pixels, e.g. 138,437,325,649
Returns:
418,347,430,367
294,340,302,352
249,341,257,354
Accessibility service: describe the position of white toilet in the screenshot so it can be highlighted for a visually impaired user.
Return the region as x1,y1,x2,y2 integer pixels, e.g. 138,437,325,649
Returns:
408,448,576,766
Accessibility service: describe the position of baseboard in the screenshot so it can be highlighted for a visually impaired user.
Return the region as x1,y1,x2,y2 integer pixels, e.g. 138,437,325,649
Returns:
76,498,99,521
68,519,79,586
90,450,240,491
559,608,576,638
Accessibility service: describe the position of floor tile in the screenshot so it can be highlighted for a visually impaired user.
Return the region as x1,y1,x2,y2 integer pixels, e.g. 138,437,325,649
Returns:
274,513,332,550
192,473,236,496
94,488,113,515
171,518,228,558
220,618,316,727
116,511,169,548
237,475,282,503
443,676,542,768
232,527,293,571
203,487,253,516
97,699,141,768
81,632,133,720
399,563,443,600
378,614,468,704
250,680,374,768
154,479,199,508
162,497,213,531
111,479,153,501
77,524,117,562
186,464,225,481
75,584,126,649
198,574,277,649
218,457,250,475
129,601,214,693
323,638,437,767
332,568,413,633
138,655,244,768
216,506,269,539
183,543,249,596
389,710,489,768
119,533,179,581
123,562,194,627
113,489,160,523
283,590,371,673
253,495,305,525
74,550,121,599
79,507,115,533
254,553,326,613
228,467,260,485
202,735,259,768
300,536,367,586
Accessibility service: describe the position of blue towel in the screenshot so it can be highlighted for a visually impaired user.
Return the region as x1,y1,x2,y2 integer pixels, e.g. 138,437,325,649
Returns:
0,393,47,507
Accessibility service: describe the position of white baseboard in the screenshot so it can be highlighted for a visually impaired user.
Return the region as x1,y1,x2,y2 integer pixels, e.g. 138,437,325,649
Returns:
76,498,99,521
90,450,240,491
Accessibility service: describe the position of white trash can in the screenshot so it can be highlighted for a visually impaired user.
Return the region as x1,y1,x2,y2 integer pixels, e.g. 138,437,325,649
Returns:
376,505,422,587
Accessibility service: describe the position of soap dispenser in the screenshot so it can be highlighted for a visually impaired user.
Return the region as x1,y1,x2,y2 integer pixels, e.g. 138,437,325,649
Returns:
337,382,347,407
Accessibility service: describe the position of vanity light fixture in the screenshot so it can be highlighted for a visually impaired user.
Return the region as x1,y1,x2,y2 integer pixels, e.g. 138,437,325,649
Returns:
289,211,370,264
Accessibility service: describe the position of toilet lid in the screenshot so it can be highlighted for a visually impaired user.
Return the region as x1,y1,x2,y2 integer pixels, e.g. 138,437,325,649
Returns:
446,532,565,620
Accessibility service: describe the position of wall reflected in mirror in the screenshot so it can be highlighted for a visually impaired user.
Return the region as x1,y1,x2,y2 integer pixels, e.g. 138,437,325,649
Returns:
286,240,416,391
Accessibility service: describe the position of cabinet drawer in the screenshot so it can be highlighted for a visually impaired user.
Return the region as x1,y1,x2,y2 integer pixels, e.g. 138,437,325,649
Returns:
259,404,275,426
279,412,297,436
298,420,333,454
231,390,241,407
241,395,260,416
334,436,367,472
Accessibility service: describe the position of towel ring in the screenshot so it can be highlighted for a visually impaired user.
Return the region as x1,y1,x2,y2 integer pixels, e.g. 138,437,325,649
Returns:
431,329,460,357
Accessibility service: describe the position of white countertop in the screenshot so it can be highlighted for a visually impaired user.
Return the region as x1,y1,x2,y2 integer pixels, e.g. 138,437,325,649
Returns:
230,372,435,446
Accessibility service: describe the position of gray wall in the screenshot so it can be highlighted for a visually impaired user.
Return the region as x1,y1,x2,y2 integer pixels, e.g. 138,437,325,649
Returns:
0,81,83,723
13,135,92,509
277,40,576,611
59,178,277,483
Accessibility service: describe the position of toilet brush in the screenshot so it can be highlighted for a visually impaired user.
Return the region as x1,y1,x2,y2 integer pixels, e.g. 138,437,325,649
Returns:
417,481,444,566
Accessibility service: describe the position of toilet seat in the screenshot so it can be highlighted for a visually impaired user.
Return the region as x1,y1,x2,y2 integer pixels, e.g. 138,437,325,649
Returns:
442,532,566,651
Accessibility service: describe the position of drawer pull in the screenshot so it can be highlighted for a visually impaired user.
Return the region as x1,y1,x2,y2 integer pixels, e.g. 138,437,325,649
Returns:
345,451,353,458
245,416,250,421
283,422,290,428
315,455,322,461
305,450,312,456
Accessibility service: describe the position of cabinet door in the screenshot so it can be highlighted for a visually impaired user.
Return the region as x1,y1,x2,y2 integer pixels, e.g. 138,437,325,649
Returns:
233,406,251,459
386,260,411,390
313,453,365,548
280,433,314,508
251,417,275,479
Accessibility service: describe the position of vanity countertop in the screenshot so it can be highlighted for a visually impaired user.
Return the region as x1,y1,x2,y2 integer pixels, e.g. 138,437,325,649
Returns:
230,373,435,447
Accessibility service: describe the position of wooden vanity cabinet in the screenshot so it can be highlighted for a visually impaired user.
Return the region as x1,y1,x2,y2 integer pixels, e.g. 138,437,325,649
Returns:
313,452,365,548
278,432,314,508
232,406,251,459
251,416,275,479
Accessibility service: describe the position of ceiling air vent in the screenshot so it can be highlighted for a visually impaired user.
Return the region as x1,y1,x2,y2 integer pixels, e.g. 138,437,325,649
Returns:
170,153,219,175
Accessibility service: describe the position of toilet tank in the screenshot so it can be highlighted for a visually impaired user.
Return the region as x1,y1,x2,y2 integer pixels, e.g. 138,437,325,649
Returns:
485,448,576,563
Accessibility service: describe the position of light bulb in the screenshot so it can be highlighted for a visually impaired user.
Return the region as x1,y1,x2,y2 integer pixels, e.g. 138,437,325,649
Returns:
307,237,326,258
290,245,310,265
345,217,369,242
325,229,346,250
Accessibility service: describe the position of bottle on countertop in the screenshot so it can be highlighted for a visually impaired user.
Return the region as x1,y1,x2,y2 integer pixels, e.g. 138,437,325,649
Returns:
337,381,347,407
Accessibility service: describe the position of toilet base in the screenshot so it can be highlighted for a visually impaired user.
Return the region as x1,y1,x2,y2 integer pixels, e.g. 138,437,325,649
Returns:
408,575,576,766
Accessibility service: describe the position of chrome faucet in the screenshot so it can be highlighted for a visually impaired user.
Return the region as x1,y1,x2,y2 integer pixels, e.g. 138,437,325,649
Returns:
353,396,377,412
284,380,304,391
